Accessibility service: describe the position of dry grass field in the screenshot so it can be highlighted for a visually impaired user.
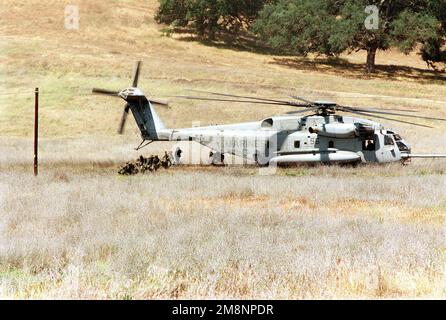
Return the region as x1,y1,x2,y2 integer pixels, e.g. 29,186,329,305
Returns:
1,0,446,299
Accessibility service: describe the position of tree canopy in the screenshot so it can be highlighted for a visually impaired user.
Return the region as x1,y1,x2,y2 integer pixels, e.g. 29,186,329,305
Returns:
156,0,446,72
253,0,446,72
156,0,269,38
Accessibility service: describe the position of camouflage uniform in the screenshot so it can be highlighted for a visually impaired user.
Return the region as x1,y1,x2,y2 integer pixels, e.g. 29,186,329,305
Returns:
118,152,173,175
152,155,161,171
118,162,139,175
161,151,172,169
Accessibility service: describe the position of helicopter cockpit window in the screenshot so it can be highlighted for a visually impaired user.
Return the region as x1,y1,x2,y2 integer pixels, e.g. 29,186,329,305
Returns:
384,135,394,146
396,141,409,152
393,134,402,141
261,118,274,128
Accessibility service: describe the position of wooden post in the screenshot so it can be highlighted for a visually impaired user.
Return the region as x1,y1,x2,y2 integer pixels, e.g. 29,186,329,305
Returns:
34,88,39,176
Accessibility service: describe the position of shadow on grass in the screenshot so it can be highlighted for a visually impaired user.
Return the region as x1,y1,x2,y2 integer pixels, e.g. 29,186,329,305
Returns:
169,27,275,55
165,27,446,84
272,57,446,83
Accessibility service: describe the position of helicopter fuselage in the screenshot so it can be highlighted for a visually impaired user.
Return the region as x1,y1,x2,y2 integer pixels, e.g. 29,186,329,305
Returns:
93,61,446,165
160,114,411,165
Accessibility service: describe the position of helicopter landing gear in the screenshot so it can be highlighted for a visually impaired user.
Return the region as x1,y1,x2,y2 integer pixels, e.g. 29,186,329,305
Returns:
401,157,411,166
173,147,182,165
209,151,225,166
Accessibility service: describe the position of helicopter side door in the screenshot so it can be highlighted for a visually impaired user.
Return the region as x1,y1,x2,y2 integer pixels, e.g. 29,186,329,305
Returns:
361,134,379,162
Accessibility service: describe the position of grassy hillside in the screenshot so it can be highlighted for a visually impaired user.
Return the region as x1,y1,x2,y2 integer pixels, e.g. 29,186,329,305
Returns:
1,1,445,299
2,0,446,146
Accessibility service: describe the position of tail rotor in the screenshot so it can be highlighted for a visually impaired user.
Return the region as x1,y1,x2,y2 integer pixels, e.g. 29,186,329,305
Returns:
92,61,169,134
118,104,130,134
92,88,120,96
132,61,141,87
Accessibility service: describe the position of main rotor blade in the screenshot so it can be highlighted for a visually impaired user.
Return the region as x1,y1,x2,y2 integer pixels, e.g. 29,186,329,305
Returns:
132,61,141,87
286,106,320,115
176,96,309,107
341,109,433,128
340,104,417,113
343,106,446,122
289,95,315,105
118,104,130,134
188,89,307,106
92,88,120,96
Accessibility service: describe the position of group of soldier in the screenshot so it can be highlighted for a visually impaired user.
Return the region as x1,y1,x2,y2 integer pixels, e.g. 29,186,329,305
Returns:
118,152,173,175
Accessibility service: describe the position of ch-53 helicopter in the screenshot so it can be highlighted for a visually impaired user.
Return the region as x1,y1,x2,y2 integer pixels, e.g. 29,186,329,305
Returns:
93,62,446,166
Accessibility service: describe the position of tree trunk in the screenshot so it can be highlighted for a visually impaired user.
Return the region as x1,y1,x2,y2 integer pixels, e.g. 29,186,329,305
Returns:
196,16,206,39
207,27,216,41
207,16,218,41
366,46,378,73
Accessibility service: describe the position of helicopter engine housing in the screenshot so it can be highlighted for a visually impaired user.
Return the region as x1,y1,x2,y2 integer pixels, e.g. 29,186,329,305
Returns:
309,123,357,139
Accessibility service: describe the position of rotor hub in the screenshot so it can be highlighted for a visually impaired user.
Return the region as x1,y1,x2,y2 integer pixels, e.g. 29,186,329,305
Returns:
119,87,145,100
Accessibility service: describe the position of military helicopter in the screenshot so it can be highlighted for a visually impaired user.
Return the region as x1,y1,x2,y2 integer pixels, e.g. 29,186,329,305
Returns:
93,62,446,166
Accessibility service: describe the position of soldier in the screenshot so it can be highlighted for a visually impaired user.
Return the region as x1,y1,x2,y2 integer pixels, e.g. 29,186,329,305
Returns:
119,162,138,175
119,162,131,175
136,155,145,172
130,162,138,175
152,155,161,171
161,151,172,169
146,155,155,172
168,151,174,166
118,163,128,175
141,155,153,173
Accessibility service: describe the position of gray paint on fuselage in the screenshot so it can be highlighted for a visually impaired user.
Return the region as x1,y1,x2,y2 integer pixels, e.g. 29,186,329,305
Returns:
154,113,405,164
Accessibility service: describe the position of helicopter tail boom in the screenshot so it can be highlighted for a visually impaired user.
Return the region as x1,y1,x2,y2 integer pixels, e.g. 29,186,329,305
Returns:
126,97,168,140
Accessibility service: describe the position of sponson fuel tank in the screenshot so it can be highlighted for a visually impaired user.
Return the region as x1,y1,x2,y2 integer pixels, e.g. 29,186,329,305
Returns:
269,151,361,164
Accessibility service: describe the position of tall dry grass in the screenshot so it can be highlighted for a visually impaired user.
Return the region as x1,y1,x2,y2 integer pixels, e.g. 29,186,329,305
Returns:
1,139,445,299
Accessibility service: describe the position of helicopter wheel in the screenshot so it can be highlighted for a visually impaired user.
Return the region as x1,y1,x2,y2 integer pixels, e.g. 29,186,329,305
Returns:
173,147,182,165
209,151,225,166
